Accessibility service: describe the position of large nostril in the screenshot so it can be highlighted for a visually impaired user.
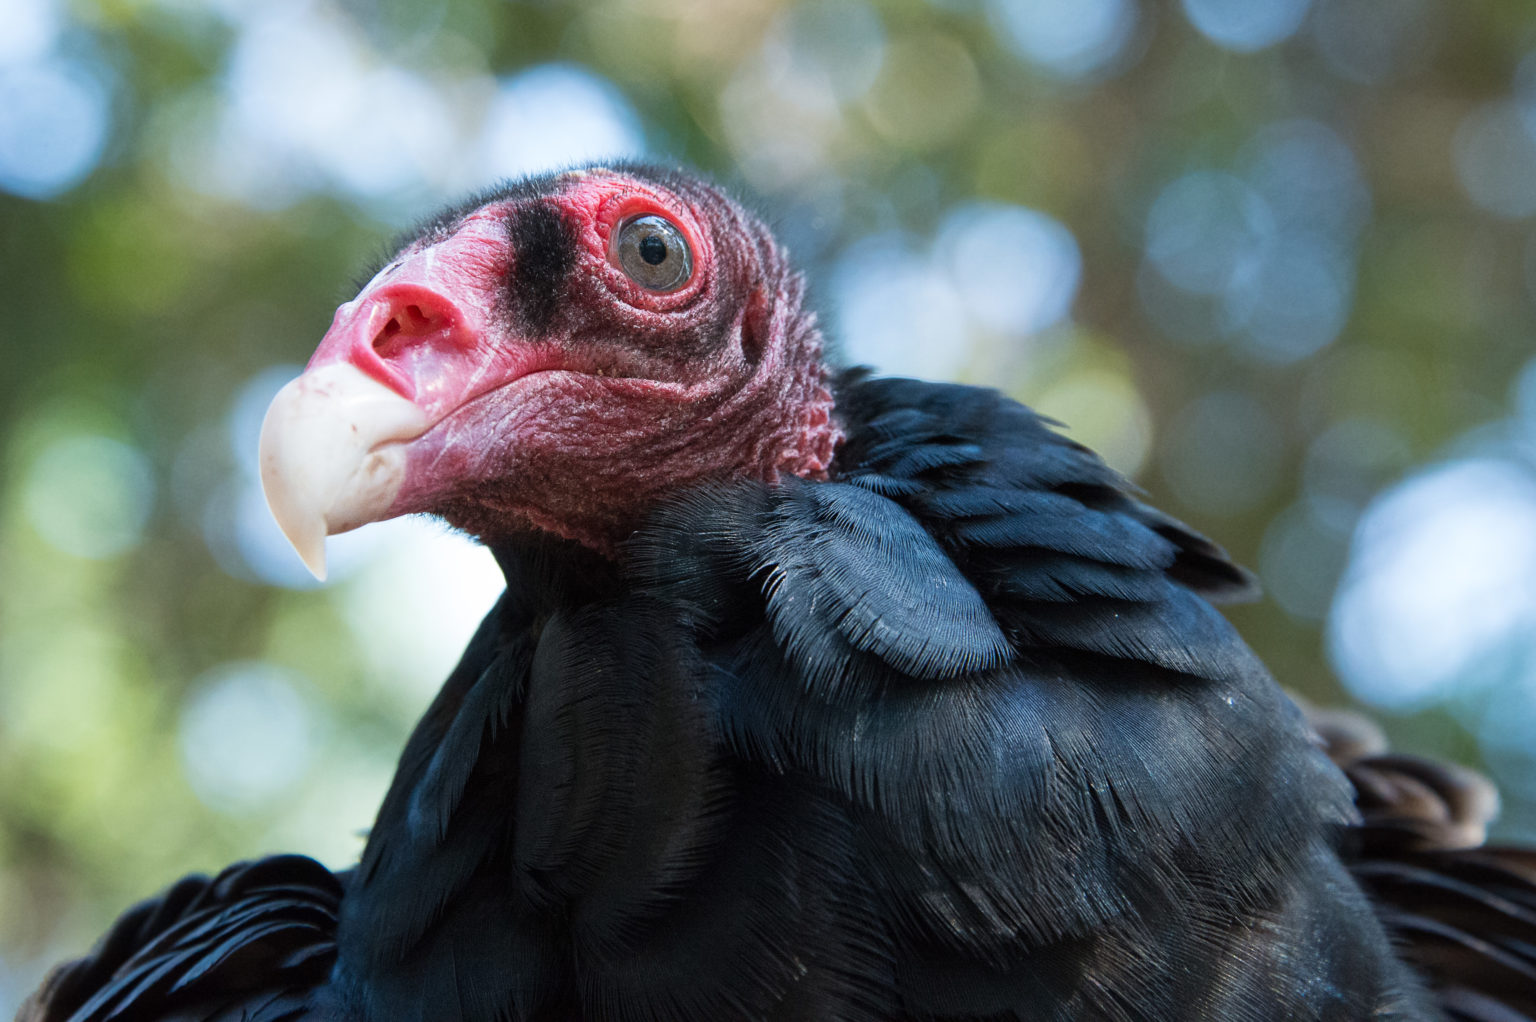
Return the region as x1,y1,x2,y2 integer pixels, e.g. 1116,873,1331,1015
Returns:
373,304,434,354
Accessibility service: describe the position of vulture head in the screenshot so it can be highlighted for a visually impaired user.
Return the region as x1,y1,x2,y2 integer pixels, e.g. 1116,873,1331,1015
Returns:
260,165,841,575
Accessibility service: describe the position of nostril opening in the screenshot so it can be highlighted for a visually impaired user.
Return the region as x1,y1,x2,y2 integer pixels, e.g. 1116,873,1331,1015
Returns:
373,305,434,352
374,317,402,352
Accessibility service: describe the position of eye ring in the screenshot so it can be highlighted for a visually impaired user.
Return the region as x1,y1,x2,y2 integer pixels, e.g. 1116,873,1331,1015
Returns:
612,214,694,292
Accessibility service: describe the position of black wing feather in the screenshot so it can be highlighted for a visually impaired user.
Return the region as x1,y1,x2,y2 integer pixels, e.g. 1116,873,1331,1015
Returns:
1311,706,1536,1020
35,373,1458,1022
19,856,342,1022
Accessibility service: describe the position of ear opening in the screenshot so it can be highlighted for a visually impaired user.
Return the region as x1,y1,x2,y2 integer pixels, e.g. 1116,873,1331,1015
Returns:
740,286,771,365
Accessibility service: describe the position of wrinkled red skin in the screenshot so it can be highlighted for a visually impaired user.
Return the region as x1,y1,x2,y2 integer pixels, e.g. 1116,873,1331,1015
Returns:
308,168,841,557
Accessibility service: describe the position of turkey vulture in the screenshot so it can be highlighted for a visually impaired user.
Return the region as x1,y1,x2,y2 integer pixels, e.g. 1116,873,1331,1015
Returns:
22,164,1536,1021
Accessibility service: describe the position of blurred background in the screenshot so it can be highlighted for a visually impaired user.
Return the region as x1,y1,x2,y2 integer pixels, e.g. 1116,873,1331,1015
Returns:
3,0,1536,1008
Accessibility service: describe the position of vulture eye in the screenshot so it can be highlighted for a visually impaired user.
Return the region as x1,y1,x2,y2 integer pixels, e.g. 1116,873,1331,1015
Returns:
613,215,693,292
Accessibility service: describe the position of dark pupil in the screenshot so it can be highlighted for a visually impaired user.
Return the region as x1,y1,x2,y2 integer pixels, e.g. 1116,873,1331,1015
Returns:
638,235,668,265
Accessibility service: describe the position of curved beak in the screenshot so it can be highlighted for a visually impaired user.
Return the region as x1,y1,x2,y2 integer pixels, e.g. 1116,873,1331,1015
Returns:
258,218,514,579
259,363,430,580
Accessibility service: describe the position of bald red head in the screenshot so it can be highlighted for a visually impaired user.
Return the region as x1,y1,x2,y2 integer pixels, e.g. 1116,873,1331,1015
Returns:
260,165,841,572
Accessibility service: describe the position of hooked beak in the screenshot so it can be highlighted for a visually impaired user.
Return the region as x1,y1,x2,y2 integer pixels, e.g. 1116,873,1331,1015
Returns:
258,225,505,581
259,363,430,580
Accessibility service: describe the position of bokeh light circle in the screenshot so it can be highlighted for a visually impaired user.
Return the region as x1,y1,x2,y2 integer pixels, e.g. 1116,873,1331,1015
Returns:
1181,0,1314,53
0,58,111,199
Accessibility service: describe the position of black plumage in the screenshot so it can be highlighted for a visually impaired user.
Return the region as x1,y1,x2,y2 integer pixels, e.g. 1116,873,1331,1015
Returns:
24,167,1536,1021
21,856,341,1022
36,371,1526,1021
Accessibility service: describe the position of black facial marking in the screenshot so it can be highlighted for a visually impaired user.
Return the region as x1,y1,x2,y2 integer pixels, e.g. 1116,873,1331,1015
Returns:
506,201,577,336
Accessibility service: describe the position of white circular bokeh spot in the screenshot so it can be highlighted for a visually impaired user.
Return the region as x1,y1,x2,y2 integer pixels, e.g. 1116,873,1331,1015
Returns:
478,64,645,180
1146,171,1276,296
834,202,1081,380
987,0,1140,79
179,662,317,814
937,202,1082,337
22,435,156,560
833,233,972,381
1455,100,1536,220
1329,458,1536,708
761,0,886,112
0,57,112,200
1181,0,1314,52
187,3,648,208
